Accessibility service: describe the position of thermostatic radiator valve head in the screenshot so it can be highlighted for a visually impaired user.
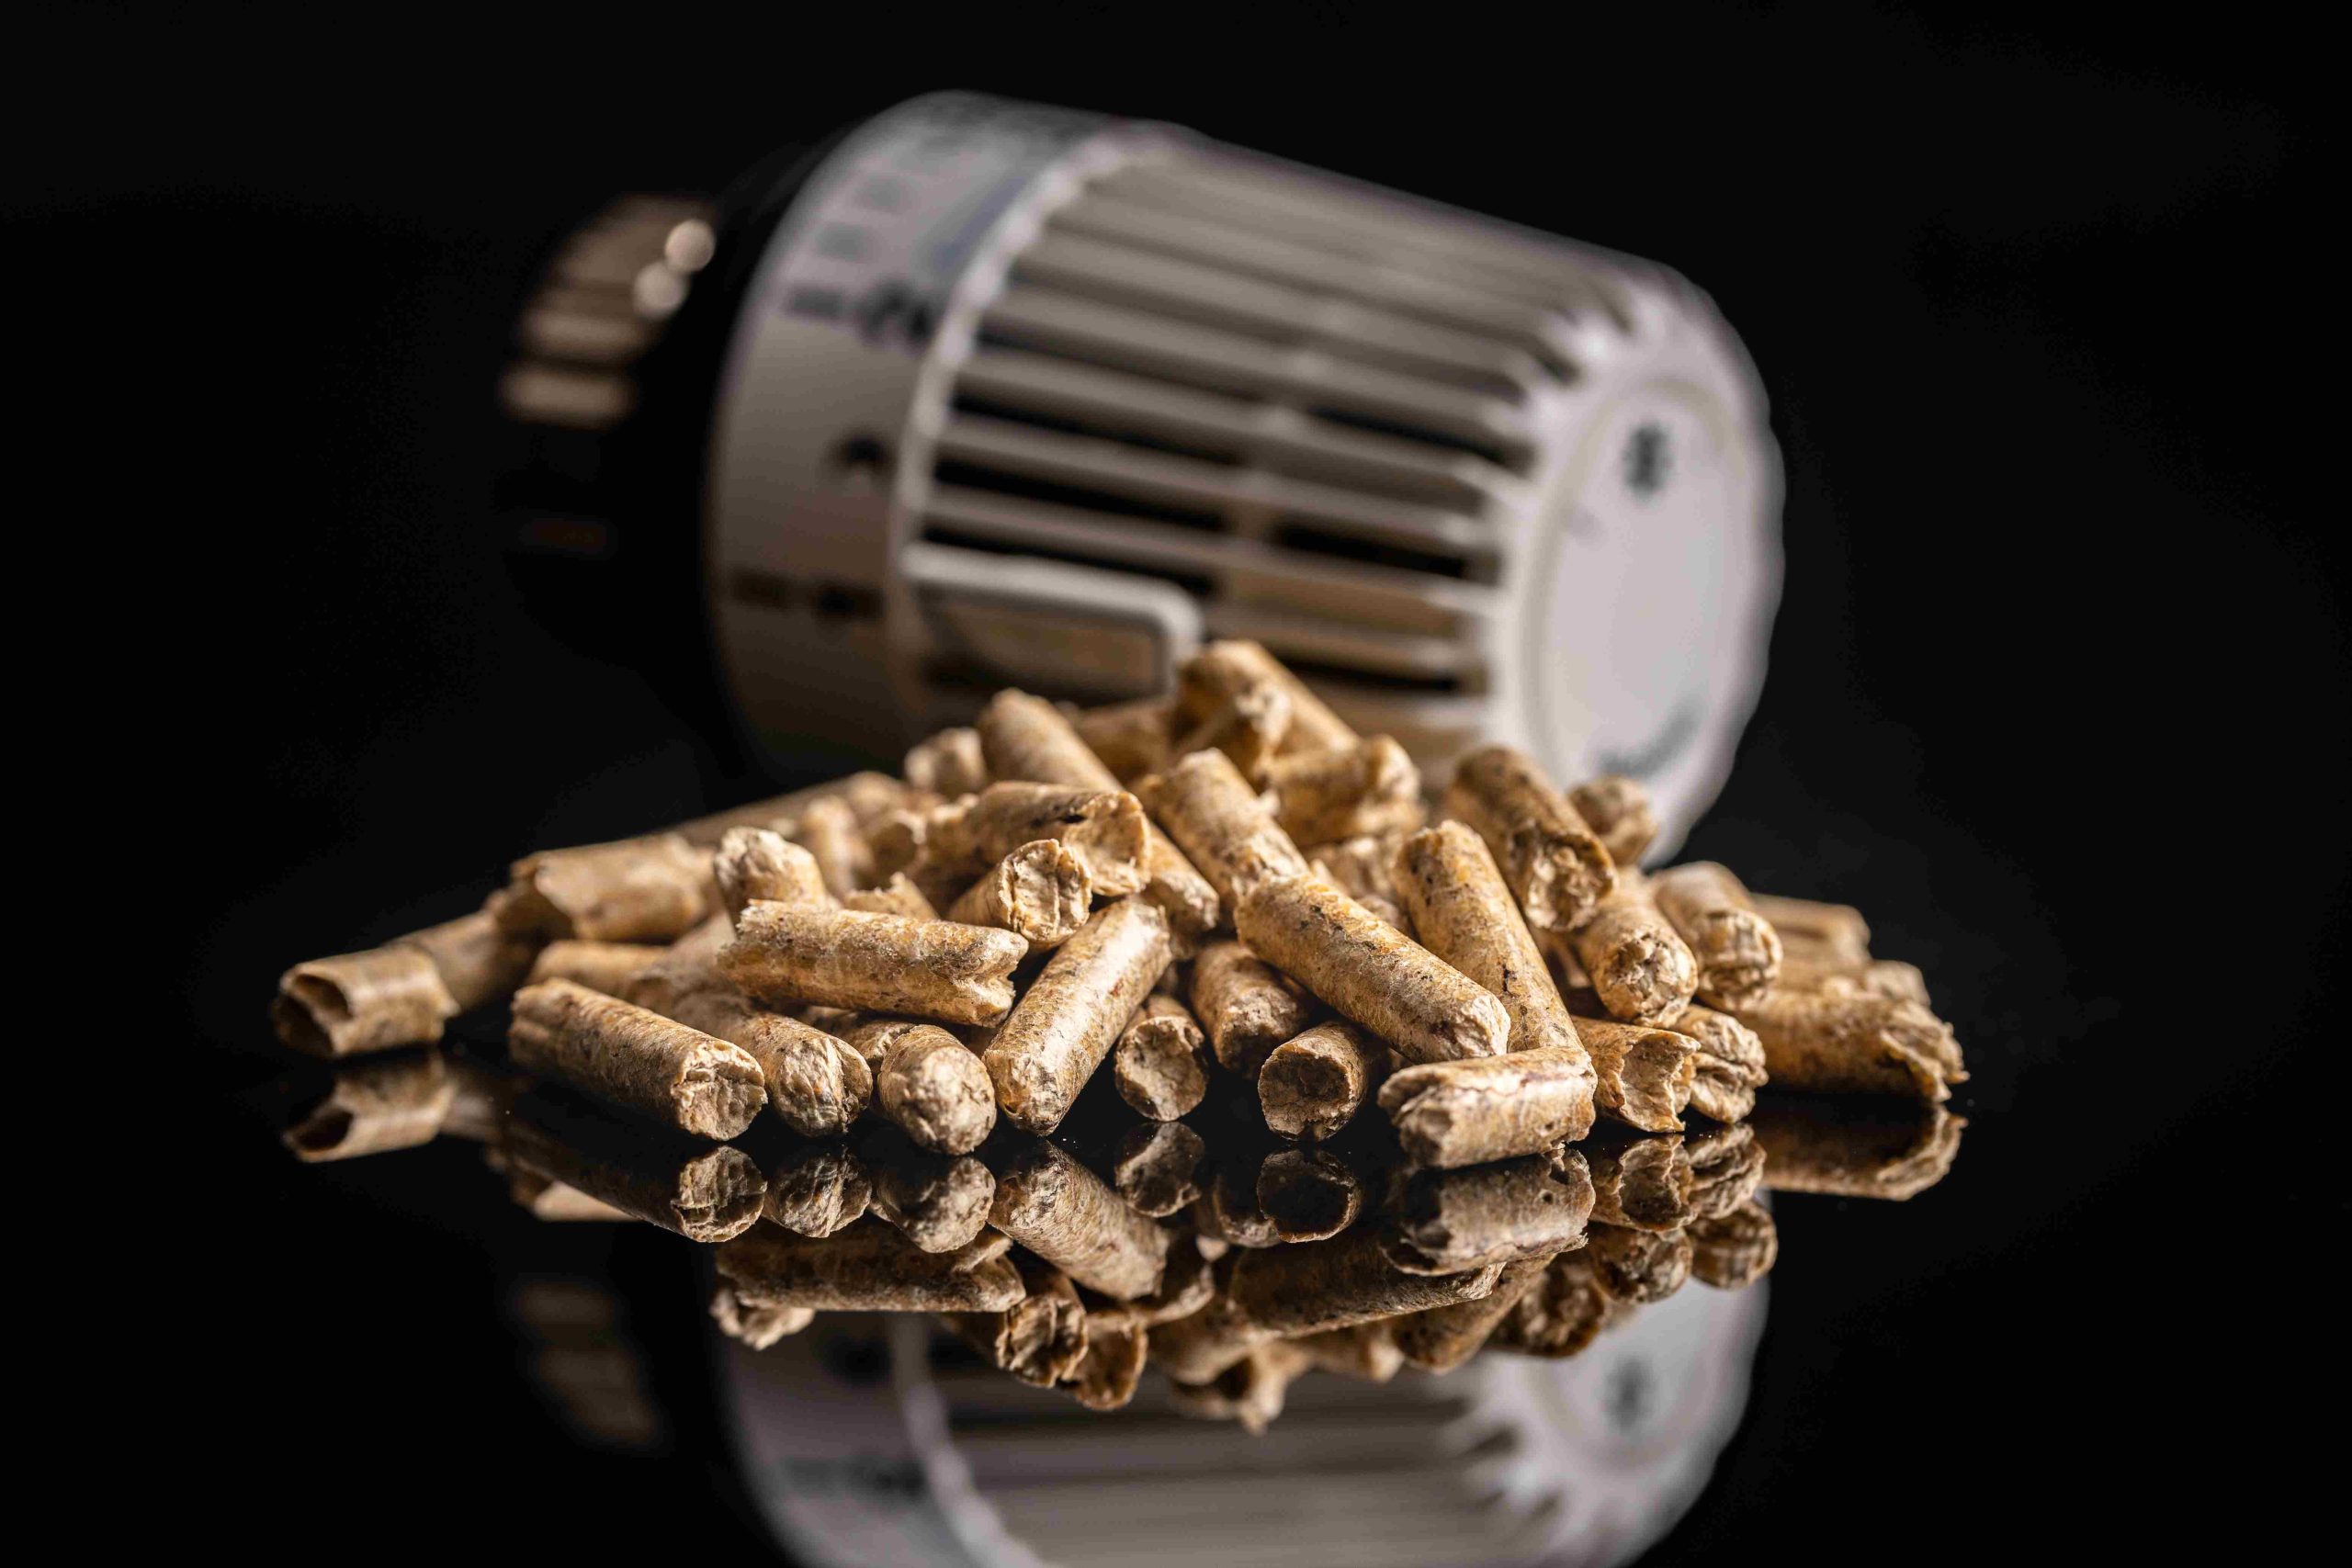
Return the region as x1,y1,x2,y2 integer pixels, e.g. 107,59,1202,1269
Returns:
502,92,1781,855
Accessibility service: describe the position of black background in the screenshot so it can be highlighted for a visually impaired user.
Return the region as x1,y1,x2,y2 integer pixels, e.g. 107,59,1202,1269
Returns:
47,4,2331,1559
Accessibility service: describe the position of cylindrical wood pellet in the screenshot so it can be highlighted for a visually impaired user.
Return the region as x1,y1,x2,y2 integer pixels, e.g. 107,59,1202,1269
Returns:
928,782,1149,897
1675,1004,1770,1123
989,1137,1170,1301
1258,1021,1392,1140
719,905,1028,1026
1560,874,1700,1027
1237,874,1510,1064
1140,748,1311,906
1651,862,1782,1010
1070,695,1173,783
508,978,767,1138
1747,892,1871,959
1733,987,1964,1100
1442,744,1617,935
715,827,832,918
1567,774,1659,867
1377,1044,1602,1168
840,874,941,920
983,898,1172,1134
1113,993,1212,1119
274,944,460,1057
495,833,716,942
903,727,990,797
1262,736,1424,845
1569,1016,1700,1134
1226,1225,1505,1337
526,939,665,997
790,795,874,899
1586,1135,1694,1232
1393,1254,1558,1372
711,1284,815,1348
1171,677,1292,781
946,838,1092,948
1176,639,1357,757
875,1024,997,1155
1189,940,1314,1076
664,984,872,1138
945,1256,1090,1387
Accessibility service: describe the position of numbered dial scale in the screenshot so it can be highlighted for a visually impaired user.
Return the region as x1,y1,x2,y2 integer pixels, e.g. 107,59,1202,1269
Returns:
502,93,1781,853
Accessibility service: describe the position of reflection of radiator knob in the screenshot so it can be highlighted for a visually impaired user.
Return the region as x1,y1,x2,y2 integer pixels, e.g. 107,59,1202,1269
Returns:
720,1278,1766,1568
505,92,1781,855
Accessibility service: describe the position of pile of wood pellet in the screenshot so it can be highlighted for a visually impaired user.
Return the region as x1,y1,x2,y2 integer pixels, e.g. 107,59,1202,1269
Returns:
273,640,1966,1424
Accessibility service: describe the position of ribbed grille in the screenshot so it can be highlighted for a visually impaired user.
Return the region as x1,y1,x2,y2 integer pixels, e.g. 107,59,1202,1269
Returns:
911,146,1633,754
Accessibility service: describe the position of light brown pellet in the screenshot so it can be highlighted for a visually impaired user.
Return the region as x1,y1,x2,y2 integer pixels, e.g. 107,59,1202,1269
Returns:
665,985,872,1139
715,827,831,919
1751,1100,1966,1200
1236,874,1510,1064
1113,993,1212,1120
1255,1147,1364,1242
984,898,1172,1134
1779,953,1932,1005
1084,1232,1220,1335
1194,1156,1283,1250
1177,639,1357,757
790,795,874,899
968,700,1213,944
1675,1004,1770,1123
903,727,990,797
504,1111,765,1242
1559,874,1699,1027
1169,1343,1310,1434
868,1148,996,1252
1258,1021,1392,1140
946,838,1092,948
496,833,716,942
617,913,737,1015
1069,694,1174,783
1567,774,1660,867
1263,736,1424,845
400,908,542,1013
1113,1120,1207,1217
1140,748,1312,906
1586,1135,1694,1232
839,874,939,920
508,978,767,1138
1651,862,1782,1010
1734,987,1965,1101
763,1144,871,1236
1392,1255,1557,1372
1392,821,1597,1125
1585,1222,1694,1305
1748,892,1872,959
672,773,928,847
1068,1325,1148,1411
274,945,461,1058
1690,1200,1780,1290
1377,1045,1600,1168
988,1137,1170,1301
1443,744,1617,934
1189,940,1314,1076
875,1024,997,1155
526,940,666,996
282,1052,457,1162
1302,833,1404,906
719,905,1028,1026
710,1284,815,1348
1569,1016,1699,1134
716,1221,1023,1313
1170,677,1292,781
1384,1150,1596,1274
928,782,1149,897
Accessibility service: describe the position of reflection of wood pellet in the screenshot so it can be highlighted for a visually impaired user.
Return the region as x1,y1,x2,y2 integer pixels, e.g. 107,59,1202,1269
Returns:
1395,1253,1558,1371
1585,1222,1694,1304
504,1111,765,1242
1586,1135,1693,1232
1112,1120,1206,1217
1690,1200,1780,1289
710,1283,814,1348
867,1148,995,1252
1255,1147,1364,1242
282,1051,456,1162
989,1138,1169,1301
762,1145,870,1236
716,1221,1023,1312
1385,1151,1595,1273
1751,1099,1966,1200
